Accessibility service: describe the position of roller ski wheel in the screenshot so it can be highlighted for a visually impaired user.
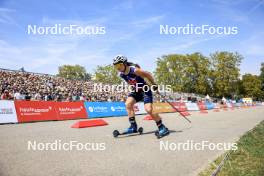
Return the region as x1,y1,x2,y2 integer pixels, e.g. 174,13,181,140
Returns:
138,127,143,135
113,130,120,138
113,127,144,138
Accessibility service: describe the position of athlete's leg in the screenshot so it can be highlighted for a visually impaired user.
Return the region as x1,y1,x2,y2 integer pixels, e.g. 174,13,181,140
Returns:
125,95,138,133
144,103,161,121
125,96,136,117
144,91,169,137
143,90,160,121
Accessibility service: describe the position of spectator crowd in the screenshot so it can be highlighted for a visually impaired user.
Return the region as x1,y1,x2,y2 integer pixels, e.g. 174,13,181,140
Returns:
0,69,127,102
0,69,212,103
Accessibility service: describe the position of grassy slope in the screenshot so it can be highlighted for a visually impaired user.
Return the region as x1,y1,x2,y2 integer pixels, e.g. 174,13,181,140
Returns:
199,120,264,176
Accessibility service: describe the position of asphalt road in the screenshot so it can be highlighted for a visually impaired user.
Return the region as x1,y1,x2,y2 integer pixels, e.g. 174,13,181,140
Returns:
0,106,263,176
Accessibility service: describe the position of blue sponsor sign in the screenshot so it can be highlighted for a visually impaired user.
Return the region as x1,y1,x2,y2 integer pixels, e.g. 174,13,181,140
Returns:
84,102,127,118
205,102,215,110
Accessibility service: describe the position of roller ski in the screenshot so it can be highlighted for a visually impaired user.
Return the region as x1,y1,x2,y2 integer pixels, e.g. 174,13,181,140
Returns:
113,126,143,138
155,125,170,139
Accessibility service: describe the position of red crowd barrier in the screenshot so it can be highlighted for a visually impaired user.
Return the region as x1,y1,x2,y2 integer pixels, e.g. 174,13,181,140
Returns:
171,102,191,116
197,102,208,113
171,102,188,112
15,101,88,123
220,104,228,111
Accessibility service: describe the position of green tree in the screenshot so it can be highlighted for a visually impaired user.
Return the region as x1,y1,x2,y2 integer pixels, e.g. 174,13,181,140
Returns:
94,64,121,84
210,51,243,98
260,62,264,91
185,52,211,95
57,65,91,80
154,53,211,94
154,54,188,92
241,74,263,100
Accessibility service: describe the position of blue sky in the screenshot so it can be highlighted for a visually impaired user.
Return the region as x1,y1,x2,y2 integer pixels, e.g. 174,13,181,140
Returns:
0,0,263,75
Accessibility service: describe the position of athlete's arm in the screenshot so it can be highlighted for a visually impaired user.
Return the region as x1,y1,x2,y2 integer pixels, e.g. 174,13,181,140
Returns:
134,68,156,85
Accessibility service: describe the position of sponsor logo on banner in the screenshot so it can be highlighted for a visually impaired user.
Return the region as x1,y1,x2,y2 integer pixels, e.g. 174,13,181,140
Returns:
58,107,83,114
0,100,18,123
19,106,53,115
55,102,88,120
15,101,57,122
110,105,126,112
88,106,108,113
0,108,13,114
153,102,174,113
84,102,127,118
15,101,88,122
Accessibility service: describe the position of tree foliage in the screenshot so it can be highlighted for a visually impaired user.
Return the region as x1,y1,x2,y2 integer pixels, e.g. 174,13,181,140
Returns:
155,51,245,99
57,65,91,80
260,62,264,91
154,53,211,94
241,74,263,100
57,53,264,101
209,51,242,98
94,64,122,84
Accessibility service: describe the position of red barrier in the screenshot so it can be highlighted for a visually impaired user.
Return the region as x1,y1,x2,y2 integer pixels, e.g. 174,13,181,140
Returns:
143,115,154,120
55,102,88,120
197,102,208,113
15,101,57,122
220,104,228,111
230,103,235,110
171,102,188,112
171,102,191,116
71,119,108,128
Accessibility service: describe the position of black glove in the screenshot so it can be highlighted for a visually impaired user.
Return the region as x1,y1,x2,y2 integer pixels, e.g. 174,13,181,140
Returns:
152,84,159,91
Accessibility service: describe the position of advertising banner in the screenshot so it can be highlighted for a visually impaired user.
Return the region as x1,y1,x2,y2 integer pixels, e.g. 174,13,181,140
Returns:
55,102,88,120
153,102,174,113
0,100,18,123
15,101,57,122
84,102,127,118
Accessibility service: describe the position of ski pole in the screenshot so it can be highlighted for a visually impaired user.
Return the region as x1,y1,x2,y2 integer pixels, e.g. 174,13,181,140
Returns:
155,91,192,123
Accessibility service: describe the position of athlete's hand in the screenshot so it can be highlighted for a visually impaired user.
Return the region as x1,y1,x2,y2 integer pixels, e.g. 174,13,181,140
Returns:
152,84,159,92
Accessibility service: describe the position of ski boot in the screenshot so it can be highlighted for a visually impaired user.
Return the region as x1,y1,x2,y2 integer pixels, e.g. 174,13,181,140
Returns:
113,124,143,138
155,125,170,139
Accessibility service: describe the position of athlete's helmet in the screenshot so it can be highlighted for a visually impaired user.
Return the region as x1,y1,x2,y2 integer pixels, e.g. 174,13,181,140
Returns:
113,55,127,65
